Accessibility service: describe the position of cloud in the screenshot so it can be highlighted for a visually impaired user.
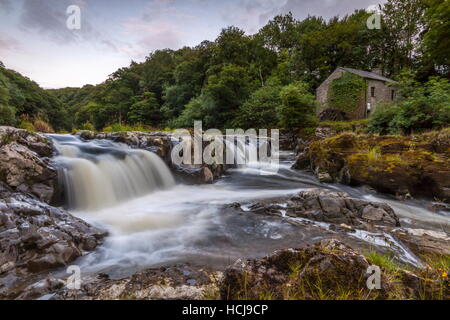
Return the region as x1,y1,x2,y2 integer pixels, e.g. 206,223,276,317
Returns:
262,0,387,22
0,0,12,12
18,0,120,52
121,0,196,58
0,33,21,52
218,0,386,33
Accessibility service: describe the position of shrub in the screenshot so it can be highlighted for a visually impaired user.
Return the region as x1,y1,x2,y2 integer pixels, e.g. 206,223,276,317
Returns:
33,119,54,133
0,104,16,126
368,76,450,134
277,82,318,129
80,121,95,131
232,84,281,129
102,123,148,132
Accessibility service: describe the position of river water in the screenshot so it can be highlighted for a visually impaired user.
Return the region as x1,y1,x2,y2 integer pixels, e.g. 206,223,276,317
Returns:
49,135,449,278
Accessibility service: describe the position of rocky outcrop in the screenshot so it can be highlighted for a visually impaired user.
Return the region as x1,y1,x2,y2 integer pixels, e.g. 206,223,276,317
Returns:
20,264,221,300
76,130,172,160
245,189,400,231
0,127,58,203
76,130,227,184
0,190,106,299
220,239,448,300
298,130,450,202
391,228,450,257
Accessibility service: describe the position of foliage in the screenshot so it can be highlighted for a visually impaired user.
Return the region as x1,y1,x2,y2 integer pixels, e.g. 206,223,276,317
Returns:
0,67,68,130
277,82,318,129
421,0,450,77
327,72,367,116
127,92,161,126
368,74,450,134
102,123,148,132
33,119,54,133
2,0,449,131
232,81,282,129
0,104,16,126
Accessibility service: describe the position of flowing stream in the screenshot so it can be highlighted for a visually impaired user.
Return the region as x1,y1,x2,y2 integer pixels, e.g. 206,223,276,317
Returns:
50,135,449,278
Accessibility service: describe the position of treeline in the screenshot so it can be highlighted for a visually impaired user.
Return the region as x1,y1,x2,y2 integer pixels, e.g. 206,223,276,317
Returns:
0,63,69,131
1,0,449,132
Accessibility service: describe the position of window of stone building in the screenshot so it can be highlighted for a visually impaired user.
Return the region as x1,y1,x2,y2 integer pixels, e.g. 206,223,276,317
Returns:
391,90,395,100
371,87,375,97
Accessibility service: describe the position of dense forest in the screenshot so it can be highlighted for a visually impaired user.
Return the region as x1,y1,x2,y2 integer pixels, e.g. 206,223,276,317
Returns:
0,0,449,133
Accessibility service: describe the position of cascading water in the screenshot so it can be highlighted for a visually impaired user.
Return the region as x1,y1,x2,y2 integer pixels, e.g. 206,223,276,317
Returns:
50,135,175,210
47,135,448,278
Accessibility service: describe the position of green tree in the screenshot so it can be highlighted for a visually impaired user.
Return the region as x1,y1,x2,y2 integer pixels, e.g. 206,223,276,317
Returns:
368,75,450,134
233,80,281,129
128,92,161,125
277,82,318,129
421,0,450,77
0,105,16,125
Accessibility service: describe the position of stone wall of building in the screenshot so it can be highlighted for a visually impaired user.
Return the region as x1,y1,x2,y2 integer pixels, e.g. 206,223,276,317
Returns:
316,69,398,120
366,79,397,116
316,68,344,115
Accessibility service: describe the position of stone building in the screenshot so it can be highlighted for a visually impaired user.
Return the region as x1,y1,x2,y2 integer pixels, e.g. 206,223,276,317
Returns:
316,67,398,119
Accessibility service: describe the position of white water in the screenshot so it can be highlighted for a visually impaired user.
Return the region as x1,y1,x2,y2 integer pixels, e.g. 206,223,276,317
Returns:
49,136,449,277
52,135,175,210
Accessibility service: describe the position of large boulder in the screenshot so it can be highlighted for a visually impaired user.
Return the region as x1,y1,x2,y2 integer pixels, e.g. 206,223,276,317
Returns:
220,240,371,299
0,191,106,299
304,131,450,202
246,188,400,231
27,264,221,300
0,127,57,203
220,239,447,300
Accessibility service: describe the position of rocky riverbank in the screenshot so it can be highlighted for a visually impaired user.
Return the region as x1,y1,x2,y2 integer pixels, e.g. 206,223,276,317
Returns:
14,239,448,300
0,127,106,299
294,128,450,203
0,126,448,300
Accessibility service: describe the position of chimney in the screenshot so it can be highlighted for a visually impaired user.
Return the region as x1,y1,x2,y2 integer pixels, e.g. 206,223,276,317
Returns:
371,68,383,76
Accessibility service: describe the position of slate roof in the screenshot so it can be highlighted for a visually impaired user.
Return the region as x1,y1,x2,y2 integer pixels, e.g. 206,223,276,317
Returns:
338,67,397,83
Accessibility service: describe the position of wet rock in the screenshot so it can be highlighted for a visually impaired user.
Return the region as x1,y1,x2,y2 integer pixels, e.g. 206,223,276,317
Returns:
173,165,216,184
220,239,446,300
76,131,172,160
304,131,450,202
0,126,57,203
292,151,310,170
220,239,373,299
50,264,222,300
16,277,65,300
0,191,106,299
391,228,450,256
245,189,400,230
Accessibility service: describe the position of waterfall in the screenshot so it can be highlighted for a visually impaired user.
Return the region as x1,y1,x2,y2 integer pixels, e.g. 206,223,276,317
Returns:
50,135,175,210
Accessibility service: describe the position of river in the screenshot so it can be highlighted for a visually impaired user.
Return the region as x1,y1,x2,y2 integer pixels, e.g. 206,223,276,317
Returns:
49,134,449,278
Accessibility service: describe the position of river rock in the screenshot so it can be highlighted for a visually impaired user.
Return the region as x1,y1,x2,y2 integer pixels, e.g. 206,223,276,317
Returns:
245,188,400,230
305,130,450,202
0,191,106,299
391,228,450,257
76,131,172,160
220,239,373,299
220,239,446,300
0,126,57,203
46,264,221,300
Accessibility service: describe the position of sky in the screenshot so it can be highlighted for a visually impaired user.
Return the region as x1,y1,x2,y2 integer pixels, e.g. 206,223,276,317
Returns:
0,0,385,89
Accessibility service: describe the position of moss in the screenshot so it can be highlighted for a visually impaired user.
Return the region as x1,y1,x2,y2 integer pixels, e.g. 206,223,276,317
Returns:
327,72,367,117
